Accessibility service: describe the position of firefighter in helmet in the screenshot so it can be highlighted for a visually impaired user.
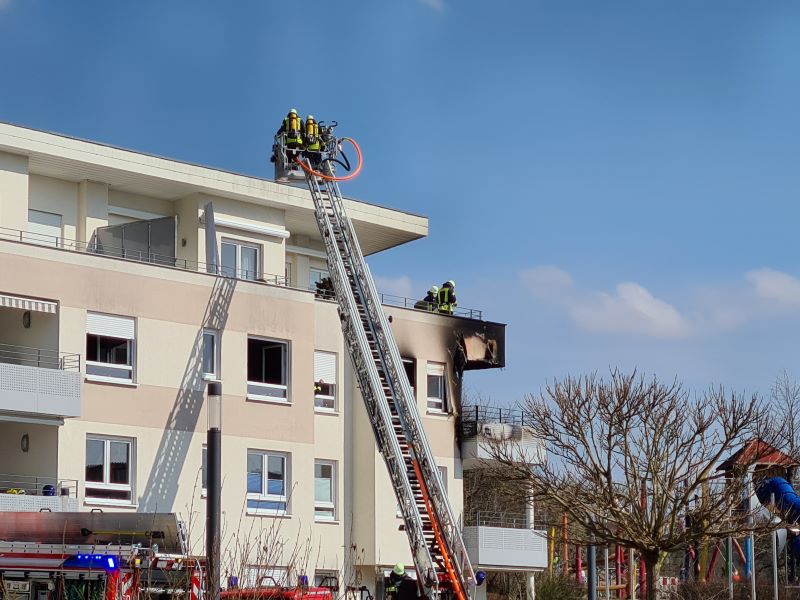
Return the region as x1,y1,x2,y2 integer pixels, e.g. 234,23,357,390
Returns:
276,108,303,165
437,280,457,315
304,114,322,166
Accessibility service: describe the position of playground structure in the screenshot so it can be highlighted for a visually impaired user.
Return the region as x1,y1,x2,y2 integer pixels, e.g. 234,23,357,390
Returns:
541,440,800,599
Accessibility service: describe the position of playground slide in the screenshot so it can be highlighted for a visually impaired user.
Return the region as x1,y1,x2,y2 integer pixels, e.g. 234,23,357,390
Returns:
756,477,800,523
756,477,800,556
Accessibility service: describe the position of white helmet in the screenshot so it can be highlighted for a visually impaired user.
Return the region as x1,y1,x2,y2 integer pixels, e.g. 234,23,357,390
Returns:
429,285,439,294
446,280,455,287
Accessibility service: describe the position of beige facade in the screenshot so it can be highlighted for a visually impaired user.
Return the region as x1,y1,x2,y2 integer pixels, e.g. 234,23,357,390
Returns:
0,123,502,593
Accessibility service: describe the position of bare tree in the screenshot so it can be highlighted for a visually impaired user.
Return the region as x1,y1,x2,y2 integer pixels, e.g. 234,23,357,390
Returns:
486,370,779,600
771,370,800,458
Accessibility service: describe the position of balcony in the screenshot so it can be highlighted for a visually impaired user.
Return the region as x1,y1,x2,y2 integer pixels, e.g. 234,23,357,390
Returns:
0,343,81,419
460,406,544,469
0,474,78,512
462,512,548,571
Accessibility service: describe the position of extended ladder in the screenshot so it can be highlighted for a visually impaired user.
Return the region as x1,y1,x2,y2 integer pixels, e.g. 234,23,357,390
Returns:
301,153,475,599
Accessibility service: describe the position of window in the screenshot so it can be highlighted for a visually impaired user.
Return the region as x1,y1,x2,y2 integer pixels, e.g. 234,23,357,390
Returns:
221,239,260,281
309,268,330,290
85,436,134,503
86,313,135,383
314,460,336,521
201,445,207,493
314,571,338,589
402,358,416,397
244,566,288,588
426,362,448,413
247,337,289,401
202,329,219,379
438,466,447,496
27,209,62,246
314,351,337,412
247,450,289,515
284,261,292,287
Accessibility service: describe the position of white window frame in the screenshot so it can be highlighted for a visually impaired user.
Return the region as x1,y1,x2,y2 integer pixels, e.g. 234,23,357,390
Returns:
314,571,339,589
27,209,62,247
309,267,330,290
85,312,136,385
84,435,135,505
426,362,447,413
402,358,416,398
202,329,220,380
247,337,290,403
221,238,261,281
243,566,289,588
314,351,337,413
246,450,290,516
201,444,208,496
314,460,337,522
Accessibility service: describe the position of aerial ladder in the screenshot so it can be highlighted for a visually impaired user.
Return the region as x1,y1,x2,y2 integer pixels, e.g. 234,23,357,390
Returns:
273,127,475,600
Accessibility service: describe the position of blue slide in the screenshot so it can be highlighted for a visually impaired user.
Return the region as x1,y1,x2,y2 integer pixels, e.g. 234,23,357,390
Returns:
756,477,800,523
756,477,800,558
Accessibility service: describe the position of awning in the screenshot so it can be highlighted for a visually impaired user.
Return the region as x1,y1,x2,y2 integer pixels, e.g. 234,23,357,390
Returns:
0,293,57,314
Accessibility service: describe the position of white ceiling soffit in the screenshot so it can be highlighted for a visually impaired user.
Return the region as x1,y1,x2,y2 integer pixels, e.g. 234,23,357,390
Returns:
0,293,57,314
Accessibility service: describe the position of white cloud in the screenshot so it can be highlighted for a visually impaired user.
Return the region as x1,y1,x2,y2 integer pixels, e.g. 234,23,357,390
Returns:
375,275,415,299
520,266,574,299
746,268,800,307
570,283,690,339
417,0,445,12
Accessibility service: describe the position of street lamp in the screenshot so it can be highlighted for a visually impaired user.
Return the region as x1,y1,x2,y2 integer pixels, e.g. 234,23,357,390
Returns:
206,381,222,600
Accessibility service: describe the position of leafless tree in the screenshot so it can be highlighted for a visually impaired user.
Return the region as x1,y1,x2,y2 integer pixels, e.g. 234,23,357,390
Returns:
486,370,780,600
771,370,800,459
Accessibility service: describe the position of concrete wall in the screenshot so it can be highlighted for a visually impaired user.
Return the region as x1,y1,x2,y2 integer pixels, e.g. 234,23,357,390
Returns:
0,152,29,232
0,307,59,351
0,422,59,479
0,239,465,580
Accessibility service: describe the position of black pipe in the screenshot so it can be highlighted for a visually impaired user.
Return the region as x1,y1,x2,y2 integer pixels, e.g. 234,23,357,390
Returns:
587,545,597,600
207,381,222,600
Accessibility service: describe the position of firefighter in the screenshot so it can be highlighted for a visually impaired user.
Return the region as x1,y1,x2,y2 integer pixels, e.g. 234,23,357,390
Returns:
386,563,417,600
414,285,439,311
437,280,457,315
304,114,322,166
276,108,303,166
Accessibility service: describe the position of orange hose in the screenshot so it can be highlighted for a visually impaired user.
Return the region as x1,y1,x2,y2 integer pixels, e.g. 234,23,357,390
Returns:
294,137,364,181
411,459,468,600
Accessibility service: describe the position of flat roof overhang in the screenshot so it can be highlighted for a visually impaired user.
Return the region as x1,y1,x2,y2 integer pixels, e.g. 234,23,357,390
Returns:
0,122,428,256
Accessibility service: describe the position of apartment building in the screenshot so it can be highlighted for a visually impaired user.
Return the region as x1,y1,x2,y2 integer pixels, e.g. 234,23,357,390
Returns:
0,122,507,596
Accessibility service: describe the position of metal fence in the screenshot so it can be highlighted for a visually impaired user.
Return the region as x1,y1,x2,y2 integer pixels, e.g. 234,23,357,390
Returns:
460,404,531,427
0,342,80,371
0,474,78,497
1,225,486,320
378,292,483,320
464,511,549,531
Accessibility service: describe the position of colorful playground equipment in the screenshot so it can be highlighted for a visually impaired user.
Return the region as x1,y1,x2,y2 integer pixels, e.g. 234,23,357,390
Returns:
545,440,800,598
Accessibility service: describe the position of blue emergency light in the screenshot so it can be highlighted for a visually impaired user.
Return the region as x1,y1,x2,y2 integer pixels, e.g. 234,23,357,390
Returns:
63,554,119,571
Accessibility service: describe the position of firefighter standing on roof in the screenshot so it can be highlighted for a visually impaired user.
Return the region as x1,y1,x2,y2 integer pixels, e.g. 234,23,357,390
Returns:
437,280,457,314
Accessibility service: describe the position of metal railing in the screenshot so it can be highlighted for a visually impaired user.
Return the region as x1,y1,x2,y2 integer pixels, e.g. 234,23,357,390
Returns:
464,511,549,531
378,292,483,320
0,342,80,371
0,474,78,497
0,225,486,320
460,404,532,429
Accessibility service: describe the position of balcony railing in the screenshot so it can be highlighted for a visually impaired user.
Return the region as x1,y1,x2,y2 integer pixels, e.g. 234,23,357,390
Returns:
377,293,483,321
0,474,78,497
1,225,487,320
462,511,548,569
460,404,531,429
0,342,80,371
465,510,550,531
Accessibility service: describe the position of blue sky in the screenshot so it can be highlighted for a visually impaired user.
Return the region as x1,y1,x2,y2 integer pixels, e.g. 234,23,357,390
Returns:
2,1,800,404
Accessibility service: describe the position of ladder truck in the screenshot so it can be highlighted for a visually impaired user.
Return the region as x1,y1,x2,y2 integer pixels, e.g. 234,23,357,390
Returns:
273,127,475,600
